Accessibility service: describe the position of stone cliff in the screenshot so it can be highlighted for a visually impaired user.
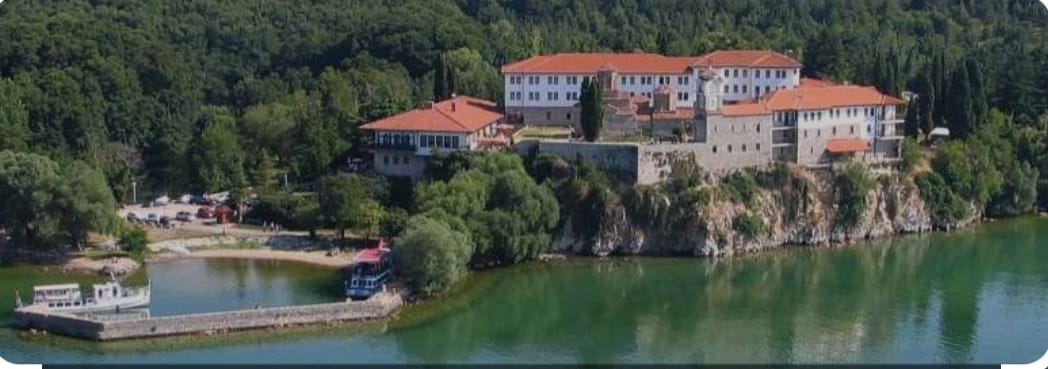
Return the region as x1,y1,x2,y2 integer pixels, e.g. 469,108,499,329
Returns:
554,167,981,256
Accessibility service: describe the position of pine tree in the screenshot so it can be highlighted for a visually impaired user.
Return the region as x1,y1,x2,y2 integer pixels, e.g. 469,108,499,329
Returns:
932,49,948,126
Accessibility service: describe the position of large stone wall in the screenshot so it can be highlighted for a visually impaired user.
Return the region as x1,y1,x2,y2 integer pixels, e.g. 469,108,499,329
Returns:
13,292,401,341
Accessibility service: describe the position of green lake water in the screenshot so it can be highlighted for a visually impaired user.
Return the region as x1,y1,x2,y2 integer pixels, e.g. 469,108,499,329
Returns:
1,217,1047,364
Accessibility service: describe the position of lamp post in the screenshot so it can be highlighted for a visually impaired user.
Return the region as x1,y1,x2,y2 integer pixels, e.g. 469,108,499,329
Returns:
132,180,138,204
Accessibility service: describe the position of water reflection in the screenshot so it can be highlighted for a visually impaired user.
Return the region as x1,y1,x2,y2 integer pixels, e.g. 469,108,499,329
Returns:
388,217,1048,364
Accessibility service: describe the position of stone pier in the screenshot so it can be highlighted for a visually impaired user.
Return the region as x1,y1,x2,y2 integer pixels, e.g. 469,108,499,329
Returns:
12,292,402,341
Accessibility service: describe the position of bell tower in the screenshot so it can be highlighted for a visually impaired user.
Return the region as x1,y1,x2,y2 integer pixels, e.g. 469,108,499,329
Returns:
693,66,722,143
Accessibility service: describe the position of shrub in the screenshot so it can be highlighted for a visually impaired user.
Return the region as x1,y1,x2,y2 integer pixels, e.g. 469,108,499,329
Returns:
733,213,764,239
835,162,874,230
118,227,149,259
901,137,923,172
721,170,760,207
915,172,971,224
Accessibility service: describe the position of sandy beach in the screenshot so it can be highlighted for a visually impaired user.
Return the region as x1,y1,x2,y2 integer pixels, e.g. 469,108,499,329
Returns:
149,248,355,268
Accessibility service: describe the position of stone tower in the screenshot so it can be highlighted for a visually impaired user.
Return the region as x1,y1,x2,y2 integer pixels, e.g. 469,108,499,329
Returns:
693,65,722,143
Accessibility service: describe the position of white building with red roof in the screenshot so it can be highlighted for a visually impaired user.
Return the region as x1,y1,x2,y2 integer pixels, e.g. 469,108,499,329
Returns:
501,50,802,126
359,96,507,177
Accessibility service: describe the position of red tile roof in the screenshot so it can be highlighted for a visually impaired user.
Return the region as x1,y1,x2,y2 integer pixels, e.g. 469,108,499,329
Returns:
360,96,502,133
763,85,905,111
825,138,869,153
719,85,902,116
692,50,802,68
800,77,836,88
501,53,695,74
501,50,800,74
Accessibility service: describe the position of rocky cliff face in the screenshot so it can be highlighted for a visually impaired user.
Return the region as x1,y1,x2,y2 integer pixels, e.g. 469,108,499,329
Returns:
554,169,981,257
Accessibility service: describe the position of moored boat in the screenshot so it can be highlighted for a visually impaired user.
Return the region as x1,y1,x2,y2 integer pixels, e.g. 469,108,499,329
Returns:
345,239,392,300
26,277,150,313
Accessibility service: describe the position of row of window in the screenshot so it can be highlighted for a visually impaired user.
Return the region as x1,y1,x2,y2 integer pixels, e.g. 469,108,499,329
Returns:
723,69,794,79
724,84,784,96
381,154,411,166
509,91,581,102
508,74,690,86
800,107,883,122
510,75,590,86
619,75,690,86
419,134,461,149
713,123,762,133
712,143,762,154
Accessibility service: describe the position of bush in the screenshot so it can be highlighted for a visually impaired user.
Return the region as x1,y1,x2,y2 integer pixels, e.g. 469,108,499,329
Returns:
118,227,149,259
915,172,971,224
733,213,764,239
835,162,874,230
393,216,473,297
901,137,923,172
721,170,760,207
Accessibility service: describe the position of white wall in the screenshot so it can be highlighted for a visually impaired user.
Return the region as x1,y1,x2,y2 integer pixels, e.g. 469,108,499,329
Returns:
794,105,885,140
505,72,695,109
714,67,800,102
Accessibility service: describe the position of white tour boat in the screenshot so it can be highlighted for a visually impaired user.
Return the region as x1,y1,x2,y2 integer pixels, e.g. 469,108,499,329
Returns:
26,277,150,313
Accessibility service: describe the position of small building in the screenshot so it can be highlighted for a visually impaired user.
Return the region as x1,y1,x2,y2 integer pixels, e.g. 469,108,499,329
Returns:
214,204,233,225
360,96,506,178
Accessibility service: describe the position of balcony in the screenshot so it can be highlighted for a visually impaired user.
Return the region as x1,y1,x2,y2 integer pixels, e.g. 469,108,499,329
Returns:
370,141,416,151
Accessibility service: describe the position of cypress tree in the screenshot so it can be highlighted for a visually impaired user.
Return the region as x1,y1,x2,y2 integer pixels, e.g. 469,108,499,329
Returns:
433,53,448,100
931,49,948,126
965,58,988,129
947,63,975,138
580,79,603,142
917,70,936,136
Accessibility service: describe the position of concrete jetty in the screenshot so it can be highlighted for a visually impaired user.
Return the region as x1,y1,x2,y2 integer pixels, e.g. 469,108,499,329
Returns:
12,292,401,341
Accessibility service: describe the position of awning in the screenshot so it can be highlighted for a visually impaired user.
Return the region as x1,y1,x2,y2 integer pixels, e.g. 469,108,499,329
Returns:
825,138,869,154
354,247,389,264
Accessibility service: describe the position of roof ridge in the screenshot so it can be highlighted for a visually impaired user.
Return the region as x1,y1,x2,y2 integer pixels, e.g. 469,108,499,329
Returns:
432,99,471,131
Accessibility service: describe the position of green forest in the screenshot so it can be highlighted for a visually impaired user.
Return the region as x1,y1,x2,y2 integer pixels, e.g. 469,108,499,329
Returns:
1,0,1048,293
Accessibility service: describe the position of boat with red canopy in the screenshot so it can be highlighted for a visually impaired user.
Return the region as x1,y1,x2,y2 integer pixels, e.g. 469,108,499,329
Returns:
344,239,392,300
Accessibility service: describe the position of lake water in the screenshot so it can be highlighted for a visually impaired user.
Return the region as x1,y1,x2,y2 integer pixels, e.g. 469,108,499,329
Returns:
1,217,1047,364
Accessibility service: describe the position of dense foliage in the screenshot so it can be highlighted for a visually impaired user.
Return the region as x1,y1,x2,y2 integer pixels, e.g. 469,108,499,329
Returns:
580,78,603,141
0,150,115,250
0,0,1043,201
834,162,875,230
393,215,473,296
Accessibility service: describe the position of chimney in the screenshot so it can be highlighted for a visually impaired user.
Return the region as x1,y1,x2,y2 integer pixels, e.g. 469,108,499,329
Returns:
451,102,457,112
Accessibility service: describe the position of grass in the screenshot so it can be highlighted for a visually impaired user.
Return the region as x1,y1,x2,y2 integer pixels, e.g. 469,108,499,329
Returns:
516,125,573,140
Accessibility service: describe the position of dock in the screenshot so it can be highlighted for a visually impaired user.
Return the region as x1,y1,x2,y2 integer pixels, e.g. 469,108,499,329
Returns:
12,291,402,341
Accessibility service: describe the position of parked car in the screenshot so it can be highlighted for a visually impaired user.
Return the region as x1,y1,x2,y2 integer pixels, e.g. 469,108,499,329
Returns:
175,211,195,222
177,194,193,204
146,213,159,225
196,207,215,219
153,195,170,206
126,212,140,222
159,216,174,228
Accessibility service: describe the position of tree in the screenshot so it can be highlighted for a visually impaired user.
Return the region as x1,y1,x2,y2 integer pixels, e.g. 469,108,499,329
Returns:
393,216,473,296
580,79,603,141
318,174,384,240
835,162,874,230
118,226,149,258
916,70,937,136
0,79,29,152
0,151,115,250
188,106,246,193
965,58,988,130
433,52,449,100
945,63,975,138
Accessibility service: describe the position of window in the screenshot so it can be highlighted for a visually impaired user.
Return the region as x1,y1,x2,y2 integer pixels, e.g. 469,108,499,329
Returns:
765,70,771,79
765,86,771,94
728,145,733,153
724,85,729,94
832,127,837,135
804,130,808,138
733,69,739,78
683,92,689,101
756,143,761,151
743,69,748,78
630,76,636,84
420,135,428,147
528,76,539,85
452,137,459,148
723,69,729,77
817,130,822,137
867,125,872,133
756,124,761,132
428,135,435,147
547,76,556,84
850,126,855,134
742,144,747,152
733,85,739,94
382,155,388,165
713,146,718,153
566,113,572,120
621,76,627,85
742,85,748,93
546,111,551,120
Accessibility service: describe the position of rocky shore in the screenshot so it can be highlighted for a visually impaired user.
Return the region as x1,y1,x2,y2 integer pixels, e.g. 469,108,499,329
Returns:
554,167,980,257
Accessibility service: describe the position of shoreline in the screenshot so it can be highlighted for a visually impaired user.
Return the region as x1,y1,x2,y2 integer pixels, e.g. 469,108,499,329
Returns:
147,248,354,269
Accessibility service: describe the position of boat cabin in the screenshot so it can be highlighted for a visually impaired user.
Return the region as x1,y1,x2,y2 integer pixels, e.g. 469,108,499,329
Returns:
33,284,85,309
345,239,393,300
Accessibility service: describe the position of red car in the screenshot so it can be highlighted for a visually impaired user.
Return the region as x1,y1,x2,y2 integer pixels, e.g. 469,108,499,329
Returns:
196,207,215,219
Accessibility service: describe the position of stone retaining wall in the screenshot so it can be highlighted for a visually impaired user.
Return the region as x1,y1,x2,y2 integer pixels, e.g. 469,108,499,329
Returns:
13,292,401,341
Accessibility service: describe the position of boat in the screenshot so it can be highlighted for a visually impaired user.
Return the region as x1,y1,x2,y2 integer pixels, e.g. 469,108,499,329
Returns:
27,277,150,313
345,239,392,300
